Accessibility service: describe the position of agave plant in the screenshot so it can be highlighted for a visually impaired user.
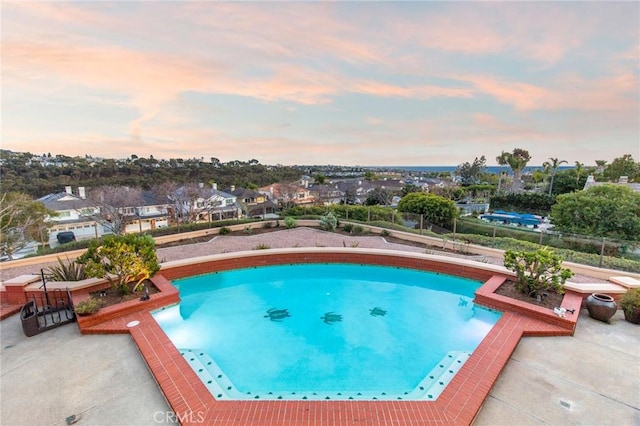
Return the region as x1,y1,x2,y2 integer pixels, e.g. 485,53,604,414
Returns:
46,256,88,281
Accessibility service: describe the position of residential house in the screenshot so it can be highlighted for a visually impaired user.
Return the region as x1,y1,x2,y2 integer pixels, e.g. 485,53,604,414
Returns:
258,183,314,208
122,191,171,234
307,183,345,206
171,183,240,222
226,186,278,218
37,186,104,247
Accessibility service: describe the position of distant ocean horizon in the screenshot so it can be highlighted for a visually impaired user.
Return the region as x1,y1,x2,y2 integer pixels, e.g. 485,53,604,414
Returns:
370,166,574,174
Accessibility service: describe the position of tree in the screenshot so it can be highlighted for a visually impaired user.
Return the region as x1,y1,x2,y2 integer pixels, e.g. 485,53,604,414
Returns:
313,173,327,185
574,161,585,186
542,157,568,196
495,151,510,194
401,184,422,197
550,169,583,195
503,247,573,297
78,234,160,294
594,160,607,175
604,154,639,182
86,185,145,235
550,185,640,241
166,183,212,224
396,192,458,227
319,212,338,231
503,148,531,193
531,169,546,190
455,155,487,186
364,187,394,206
0,192,51,259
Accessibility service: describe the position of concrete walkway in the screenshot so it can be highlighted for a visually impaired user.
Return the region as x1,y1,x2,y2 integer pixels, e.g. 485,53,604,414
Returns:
1,308,637,425
474,310,640,425
0,314,176,425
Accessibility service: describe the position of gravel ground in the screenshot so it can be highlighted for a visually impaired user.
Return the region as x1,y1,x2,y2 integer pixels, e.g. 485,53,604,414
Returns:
0,227,607,283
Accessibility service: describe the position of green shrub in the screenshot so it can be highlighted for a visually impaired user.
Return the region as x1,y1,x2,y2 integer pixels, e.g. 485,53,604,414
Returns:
219,227,231,235
74,296,102,315
620,288,640,318
381,229,390,237
46,256,88,281
284,217,297,229
342,224,353,233
77,234,160,295
503,247,573,296
320,213,338,231
244,226,253,234
254,243,270,250
351,225,364,235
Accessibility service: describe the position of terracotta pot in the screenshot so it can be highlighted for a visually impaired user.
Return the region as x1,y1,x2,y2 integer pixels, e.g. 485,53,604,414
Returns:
586,293,617,322
623,306,640,324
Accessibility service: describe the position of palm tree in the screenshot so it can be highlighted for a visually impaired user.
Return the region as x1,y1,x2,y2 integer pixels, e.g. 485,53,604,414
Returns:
574,161,585,186
595,160,607,175
505,148,531,193
542,157,567,196
495,151,510,195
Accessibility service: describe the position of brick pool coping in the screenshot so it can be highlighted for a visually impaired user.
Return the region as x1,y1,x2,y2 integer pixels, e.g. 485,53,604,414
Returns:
78,248,582,425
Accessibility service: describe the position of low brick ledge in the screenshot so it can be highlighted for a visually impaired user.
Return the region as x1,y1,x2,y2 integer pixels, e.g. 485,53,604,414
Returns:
0,303,22,320
474,275,582,334
76,275,179,333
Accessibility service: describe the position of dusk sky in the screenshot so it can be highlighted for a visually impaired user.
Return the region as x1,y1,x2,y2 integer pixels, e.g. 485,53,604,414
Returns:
2,1,639,166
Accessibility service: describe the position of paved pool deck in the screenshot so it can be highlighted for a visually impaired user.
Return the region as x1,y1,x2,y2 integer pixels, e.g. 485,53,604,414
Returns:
1,308,637,425
1,229,638,425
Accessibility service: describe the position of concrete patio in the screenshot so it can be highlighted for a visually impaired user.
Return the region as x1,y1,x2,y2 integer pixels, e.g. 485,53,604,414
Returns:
1,304,637,425
1,229,638,424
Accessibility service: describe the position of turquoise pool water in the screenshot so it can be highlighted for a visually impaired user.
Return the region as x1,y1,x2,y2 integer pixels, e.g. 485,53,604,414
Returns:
152,263,501,401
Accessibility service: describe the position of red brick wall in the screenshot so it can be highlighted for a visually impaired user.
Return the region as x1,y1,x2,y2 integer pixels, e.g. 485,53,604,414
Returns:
160,252,496,282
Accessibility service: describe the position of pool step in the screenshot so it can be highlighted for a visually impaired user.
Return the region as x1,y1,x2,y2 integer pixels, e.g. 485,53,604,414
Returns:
180,347,470,401
406,351,471,400
180,348,238,400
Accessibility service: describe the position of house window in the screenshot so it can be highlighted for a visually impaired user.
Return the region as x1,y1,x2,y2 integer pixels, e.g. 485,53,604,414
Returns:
58,211,71,218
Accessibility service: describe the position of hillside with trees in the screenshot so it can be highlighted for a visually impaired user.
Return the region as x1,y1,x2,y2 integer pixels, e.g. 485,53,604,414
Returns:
0,150,302,198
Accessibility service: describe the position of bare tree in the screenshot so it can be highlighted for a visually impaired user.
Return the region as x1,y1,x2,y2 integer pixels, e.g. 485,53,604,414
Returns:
86,186,145,235
364,187,395,206
277,183,303,209
167,183,213,224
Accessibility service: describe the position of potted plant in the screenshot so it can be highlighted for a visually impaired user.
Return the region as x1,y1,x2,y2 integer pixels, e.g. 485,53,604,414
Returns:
620,288,640,324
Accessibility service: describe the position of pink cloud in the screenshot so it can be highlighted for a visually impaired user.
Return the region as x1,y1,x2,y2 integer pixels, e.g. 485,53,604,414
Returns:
350,80,473,100
457,71,638,112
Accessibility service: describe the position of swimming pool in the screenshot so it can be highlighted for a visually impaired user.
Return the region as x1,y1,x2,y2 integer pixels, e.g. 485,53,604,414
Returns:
153,263,501,401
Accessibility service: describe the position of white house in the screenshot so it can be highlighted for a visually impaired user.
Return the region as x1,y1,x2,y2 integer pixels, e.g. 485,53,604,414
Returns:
171,183,240,222
37,186,105,247
122,191,171,234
